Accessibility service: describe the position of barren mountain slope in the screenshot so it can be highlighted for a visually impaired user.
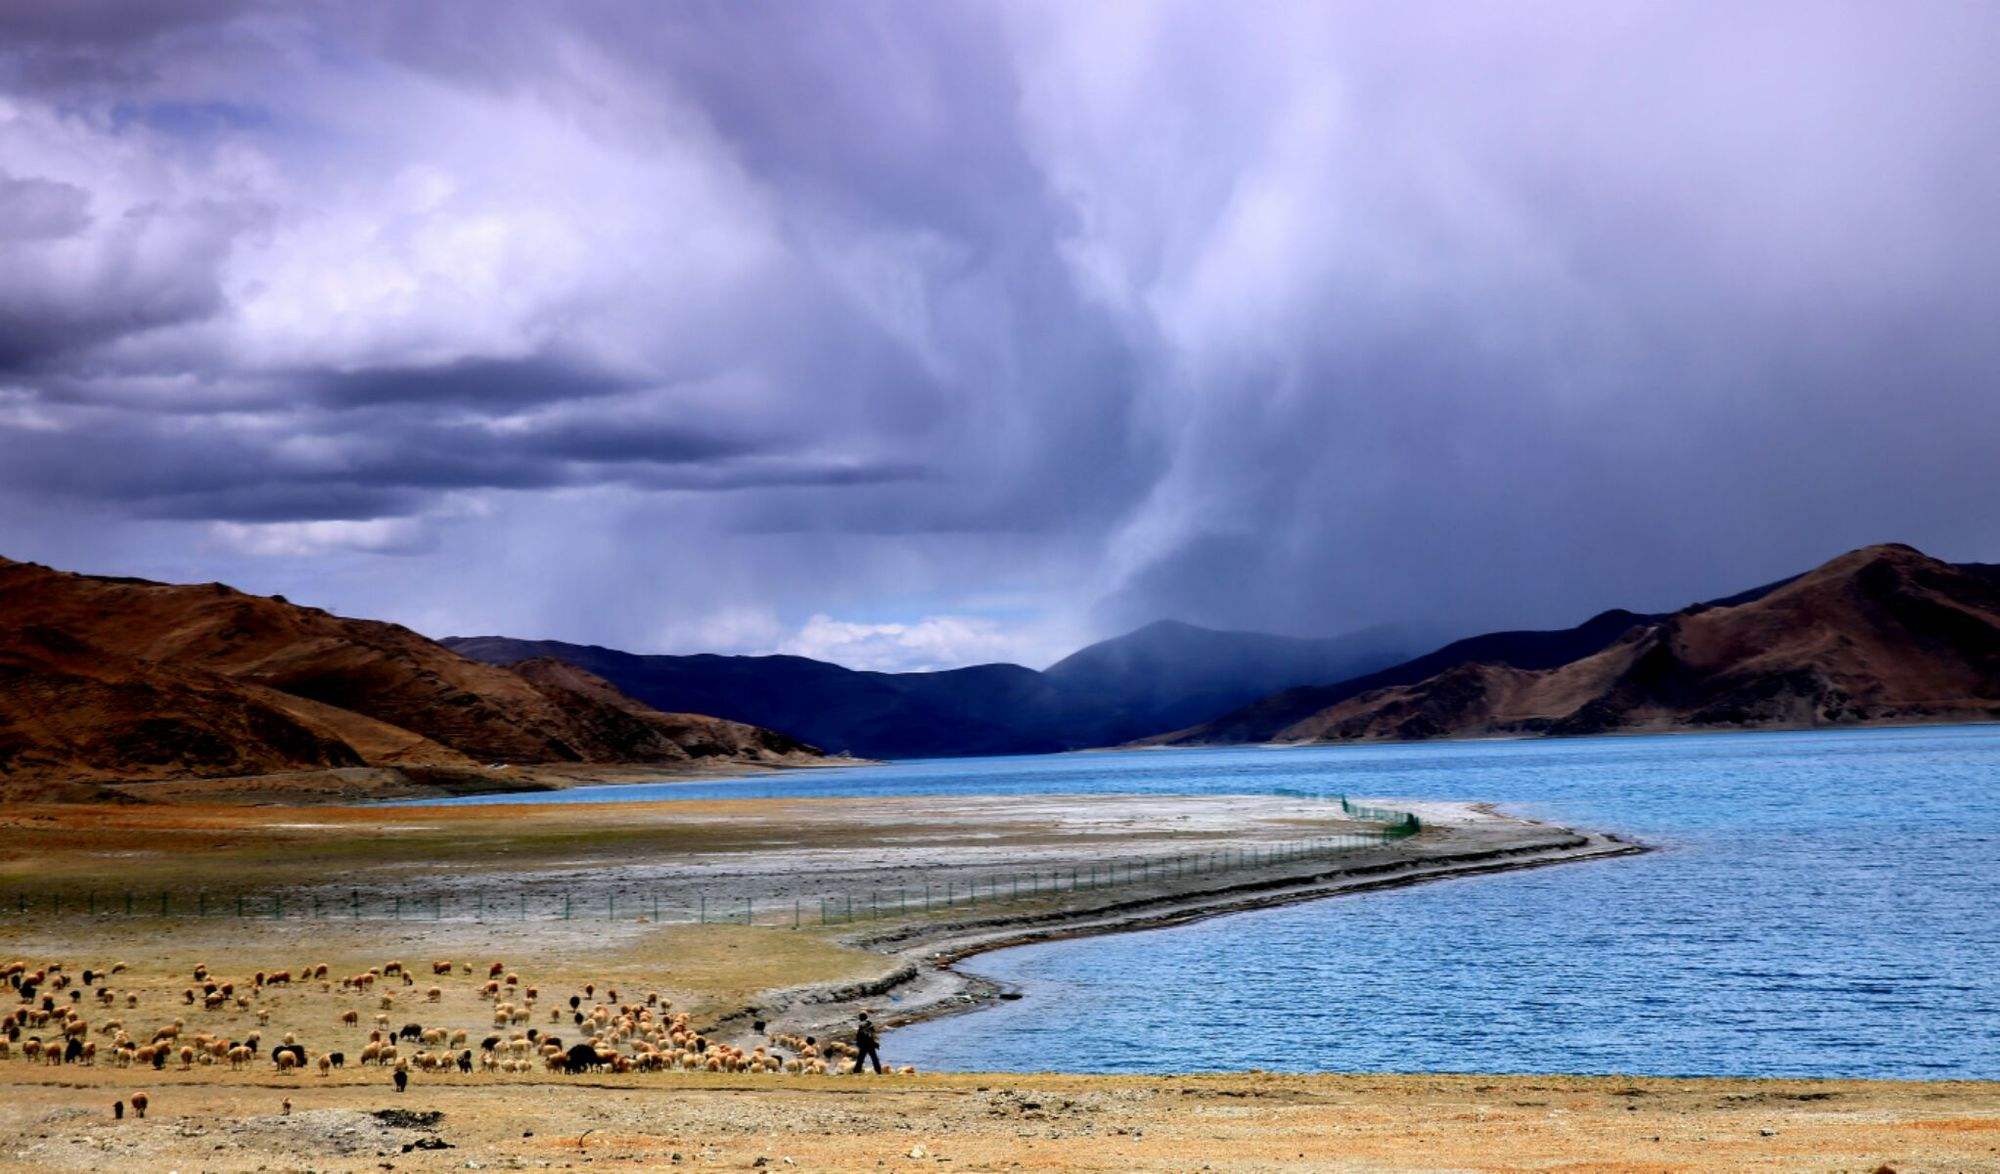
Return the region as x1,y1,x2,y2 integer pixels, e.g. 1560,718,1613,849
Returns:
0,556,822,787
1274,544,2000,743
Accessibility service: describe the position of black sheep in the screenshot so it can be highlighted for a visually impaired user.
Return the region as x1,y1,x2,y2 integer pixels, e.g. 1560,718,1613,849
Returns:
393,1069,408,1093
398,1022,423,1041
457,1049,472,1073
563,1043,600,1073
481,1035,501,1052
270,1043,307,1067
328,1051,345,1069
64,1038,83,1063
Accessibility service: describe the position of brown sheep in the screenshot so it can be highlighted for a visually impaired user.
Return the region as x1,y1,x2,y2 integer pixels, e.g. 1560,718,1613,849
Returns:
431,960,452,976
130,1092,149,1119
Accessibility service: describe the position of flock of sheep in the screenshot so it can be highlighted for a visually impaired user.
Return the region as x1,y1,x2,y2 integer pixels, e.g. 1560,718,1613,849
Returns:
4,951,914,1112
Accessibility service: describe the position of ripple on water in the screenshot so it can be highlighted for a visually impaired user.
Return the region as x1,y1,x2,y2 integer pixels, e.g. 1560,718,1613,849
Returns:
409,724,2000,1078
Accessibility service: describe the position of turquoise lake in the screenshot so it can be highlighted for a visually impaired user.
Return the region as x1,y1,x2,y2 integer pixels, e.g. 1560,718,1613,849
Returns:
409,725,2000,1078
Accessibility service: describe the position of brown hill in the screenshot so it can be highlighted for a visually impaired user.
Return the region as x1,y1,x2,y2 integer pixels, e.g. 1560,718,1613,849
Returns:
0,556,820,788
1165,544,2000,745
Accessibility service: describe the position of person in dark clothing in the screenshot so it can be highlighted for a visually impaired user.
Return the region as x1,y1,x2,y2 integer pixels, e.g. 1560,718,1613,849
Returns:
850,1012,882,1075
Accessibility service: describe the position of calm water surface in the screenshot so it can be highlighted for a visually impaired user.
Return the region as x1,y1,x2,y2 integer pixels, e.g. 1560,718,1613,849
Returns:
408,726,2000,1078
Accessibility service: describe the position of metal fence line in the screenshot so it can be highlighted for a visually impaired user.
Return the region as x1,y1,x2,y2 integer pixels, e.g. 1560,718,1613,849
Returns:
1,801,1422,927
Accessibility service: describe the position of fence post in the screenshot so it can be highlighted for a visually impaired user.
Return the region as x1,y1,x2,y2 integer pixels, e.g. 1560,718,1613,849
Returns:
698,894,706,924
794,896,801,929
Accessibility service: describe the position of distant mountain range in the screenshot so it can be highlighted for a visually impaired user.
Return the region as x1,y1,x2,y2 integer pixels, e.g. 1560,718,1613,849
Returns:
443,620,1421,759
0,556,819,797
6,542,1996,796
1151,544,2000,746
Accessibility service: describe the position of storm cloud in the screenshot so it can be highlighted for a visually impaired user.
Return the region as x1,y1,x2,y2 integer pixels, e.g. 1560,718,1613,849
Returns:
2,1,1997,670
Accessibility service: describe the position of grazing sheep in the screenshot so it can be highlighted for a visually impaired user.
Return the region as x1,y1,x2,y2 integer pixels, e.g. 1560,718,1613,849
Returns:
488,962,505,978
426,986,441,1003
393,1068,408,1093
340,1010,358,1026
432,961,452,976
329,1051,345,1069
282,1097,292,1115
317,1054,331,1076
130,1092,148,1119
113,1100,122,1120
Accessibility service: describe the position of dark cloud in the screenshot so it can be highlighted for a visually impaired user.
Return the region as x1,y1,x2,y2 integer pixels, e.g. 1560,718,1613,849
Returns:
0,173,91,241
309,356,642,408
0,1,1996,667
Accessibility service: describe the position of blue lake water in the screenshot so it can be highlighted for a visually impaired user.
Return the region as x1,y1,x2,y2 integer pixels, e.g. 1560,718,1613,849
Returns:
407,726,2000,1078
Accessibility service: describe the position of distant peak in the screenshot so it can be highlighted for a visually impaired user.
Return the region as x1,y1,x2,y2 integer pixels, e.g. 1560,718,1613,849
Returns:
1811,542,1936,578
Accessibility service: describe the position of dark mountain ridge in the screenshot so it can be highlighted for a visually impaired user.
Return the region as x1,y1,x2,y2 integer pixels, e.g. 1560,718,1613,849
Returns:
444,620,1417,759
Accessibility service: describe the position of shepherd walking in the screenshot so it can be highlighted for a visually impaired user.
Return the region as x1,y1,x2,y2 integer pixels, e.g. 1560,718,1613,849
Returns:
850,1011,883,1074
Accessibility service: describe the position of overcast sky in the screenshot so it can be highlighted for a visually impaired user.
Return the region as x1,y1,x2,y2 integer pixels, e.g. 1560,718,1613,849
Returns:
2,1,1997,671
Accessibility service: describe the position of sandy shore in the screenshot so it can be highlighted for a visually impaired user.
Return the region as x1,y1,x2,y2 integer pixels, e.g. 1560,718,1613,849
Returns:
2,1068,1994,1171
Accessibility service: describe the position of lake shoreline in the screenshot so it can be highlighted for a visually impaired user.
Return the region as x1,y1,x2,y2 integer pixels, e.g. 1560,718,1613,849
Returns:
743,802,1643,1053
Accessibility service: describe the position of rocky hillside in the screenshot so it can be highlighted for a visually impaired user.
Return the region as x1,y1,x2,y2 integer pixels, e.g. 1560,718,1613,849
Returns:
1157,544,2000,745
0,556,820,787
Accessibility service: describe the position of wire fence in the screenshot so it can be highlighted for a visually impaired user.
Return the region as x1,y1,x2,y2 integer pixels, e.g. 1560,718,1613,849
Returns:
0,798,1422,928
